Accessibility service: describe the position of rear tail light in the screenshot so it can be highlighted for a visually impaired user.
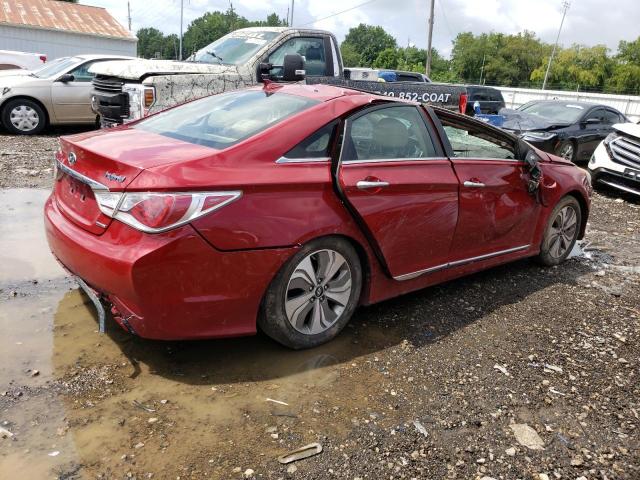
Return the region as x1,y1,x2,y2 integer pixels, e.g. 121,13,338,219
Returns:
458,93,468,115
95,191,241,233
39,55,47,63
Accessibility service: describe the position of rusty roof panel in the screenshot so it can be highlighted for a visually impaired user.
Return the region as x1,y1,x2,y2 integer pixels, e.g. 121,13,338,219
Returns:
0,0,135,40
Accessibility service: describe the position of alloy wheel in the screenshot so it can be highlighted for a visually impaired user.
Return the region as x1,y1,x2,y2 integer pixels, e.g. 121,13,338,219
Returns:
10,105,40,132
558,143,574,161
548,205,578,258
284,249,352,335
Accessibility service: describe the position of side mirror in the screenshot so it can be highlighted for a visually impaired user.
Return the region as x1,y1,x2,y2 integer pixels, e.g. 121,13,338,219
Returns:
258,62,272,81
283,54,305,82
57,73,75,83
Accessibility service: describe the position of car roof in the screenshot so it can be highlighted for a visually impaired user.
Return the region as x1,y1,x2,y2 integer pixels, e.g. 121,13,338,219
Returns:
258,82,386,103
72,54,137,61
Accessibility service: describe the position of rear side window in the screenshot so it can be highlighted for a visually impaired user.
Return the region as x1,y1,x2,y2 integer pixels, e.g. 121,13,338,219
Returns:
135,90,319,149
285,121,337,158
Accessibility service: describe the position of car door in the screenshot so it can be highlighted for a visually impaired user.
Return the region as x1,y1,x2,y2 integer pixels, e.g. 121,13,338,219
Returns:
337,103,459,279
50,60,100,123
433,109,540,261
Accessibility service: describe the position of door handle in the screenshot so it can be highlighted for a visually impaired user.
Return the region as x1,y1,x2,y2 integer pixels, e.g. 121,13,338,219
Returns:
357,180,390,190
463,180,486,188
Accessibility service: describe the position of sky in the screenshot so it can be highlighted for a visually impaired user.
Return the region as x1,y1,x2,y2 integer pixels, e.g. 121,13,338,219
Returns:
83,0,640,57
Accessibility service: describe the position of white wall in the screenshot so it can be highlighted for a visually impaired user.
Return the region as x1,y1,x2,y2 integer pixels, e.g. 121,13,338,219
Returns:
0,24,137,60
494,86,640,123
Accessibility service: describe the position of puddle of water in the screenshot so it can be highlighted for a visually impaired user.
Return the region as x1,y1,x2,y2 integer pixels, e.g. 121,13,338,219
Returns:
0,188,400,478
0,188,64,286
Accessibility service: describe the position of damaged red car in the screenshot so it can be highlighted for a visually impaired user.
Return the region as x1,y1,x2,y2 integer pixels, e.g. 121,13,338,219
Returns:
45,83,592,349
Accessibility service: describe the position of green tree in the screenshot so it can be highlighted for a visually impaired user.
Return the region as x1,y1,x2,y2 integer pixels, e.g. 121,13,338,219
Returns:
373,48,400,69
183,8,251,57
340,43,361,68
531,44,612,91
137,27,168,59
605,37,640,94
341,24,397,67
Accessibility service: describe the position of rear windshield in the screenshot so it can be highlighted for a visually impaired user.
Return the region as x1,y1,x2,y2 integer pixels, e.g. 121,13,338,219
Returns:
468,88,504,102
135,90,319,149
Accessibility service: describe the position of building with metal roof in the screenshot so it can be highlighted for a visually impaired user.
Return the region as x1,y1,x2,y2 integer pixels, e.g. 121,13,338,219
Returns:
0,0,137,59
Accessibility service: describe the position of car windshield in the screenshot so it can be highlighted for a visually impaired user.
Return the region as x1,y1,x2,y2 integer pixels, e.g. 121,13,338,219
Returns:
518,102,585,124
135,89,319,149
31,56,80,78
189,30,280,65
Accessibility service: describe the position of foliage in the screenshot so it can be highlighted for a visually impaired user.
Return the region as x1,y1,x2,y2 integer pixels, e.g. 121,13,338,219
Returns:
531,44,612,90
341,24,397,66
340,43,362,68
137,8,286,60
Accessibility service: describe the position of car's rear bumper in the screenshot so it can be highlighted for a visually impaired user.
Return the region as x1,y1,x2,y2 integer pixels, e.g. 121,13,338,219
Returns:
44,194,296,339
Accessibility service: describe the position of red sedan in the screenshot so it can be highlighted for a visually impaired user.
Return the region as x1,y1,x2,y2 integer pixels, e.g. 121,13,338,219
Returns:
45,83,592,349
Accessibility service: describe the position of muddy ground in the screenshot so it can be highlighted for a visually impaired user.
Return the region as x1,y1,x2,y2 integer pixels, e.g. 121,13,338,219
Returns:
0,131,639,480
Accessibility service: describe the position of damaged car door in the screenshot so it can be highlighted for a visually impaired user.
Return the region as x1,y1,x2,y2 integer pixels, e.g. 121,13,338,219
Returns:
336,103,459,279
433,109,541,261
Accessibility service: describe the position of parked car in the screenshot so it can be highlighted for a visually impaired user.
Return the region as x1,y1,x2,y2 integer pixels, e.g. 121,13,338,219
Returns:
502,100,629,163
0,49,46,71
588,121,640,196
45,83,591,349
0,54,134,135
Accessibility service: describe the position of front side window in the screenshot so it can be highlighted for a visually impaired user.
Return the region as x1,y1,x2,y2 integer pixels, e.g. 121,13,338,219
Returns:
343,106,437,161
71,61,98,82
268,37,327,77
437,114,516,160
603,110,621,125
135,90,319,150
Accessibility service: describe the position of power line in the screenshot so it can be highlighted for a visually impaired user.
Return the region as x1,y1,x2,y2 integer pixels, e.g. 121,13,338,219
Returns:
543,0,570,90
299,0,383,27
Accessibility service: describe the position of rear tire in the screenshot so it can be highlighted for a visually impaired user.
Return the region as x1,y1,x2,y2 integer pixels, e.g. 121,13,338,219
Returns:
537,196,581,266
259,237,362,349
2,98,46,135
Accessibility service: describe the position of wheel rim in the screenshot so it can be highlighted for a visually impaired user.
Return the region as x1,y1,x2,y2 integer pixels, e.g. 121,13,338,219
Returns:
558,143,574,161
9,105,40,132
285,249,352,335
548,205,578,259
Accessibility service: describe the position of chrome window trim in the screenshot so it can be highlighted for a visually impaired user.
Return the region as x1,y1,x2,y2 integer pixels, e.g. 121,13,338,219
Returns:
451,157,521,163
275,156,331,164
55,159,109,191
394,244,530,281
342,156,450,165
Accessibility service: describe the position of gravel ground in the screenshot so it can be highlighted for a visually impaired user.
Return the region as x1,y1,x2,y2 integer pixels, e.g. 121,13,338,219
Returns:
0,131,638,480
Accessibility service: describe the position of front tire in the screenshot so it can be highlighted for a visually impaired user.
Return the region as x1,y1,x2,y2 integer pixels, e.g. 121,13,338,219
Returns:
259,237,362,349
555,140,576,162
537,196,581,266
2,98,46,135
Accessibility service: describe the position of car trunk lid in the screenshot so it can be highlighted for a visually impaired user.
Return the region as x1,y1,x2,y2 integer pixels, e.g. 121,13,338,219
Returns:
53,128,217,234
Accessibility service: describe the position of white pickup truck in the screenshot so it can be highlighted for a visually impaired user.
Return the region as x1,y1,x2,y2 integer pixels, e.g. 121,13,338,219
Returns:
90,27,470,126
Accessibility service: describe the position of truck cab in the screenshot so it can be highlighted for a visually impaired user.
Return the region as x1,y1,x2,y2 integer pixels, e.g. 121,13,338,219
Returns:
91,27,343,126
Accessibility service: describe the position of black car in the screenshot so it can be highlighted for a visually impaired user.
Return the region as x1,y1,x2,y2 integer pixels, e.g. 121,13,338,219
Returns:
502,100,629,162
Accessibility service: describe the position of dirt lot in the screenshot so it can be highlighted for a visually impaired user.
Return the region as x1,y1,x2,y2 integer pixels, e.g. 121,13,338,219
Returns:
0,131,639,480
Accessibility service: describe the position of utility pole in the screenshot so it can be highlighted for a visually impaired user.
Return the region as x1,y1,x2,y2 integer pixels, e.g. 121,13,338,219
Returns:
425,0,435,76
179,0,184,60
286,6,290,26
290,0,295,27
542,0,570,90
127,1,131,31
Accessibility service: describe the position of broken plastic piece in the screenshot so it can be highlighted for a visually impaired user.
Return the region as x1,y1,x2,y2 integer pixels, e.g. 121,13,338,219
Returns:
75,276,106,333
278,442,323,464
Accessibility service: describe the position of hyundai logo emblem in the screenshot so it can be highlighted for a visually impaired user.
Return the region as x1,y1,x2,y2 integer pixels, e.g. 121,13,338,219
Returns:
68,152,77,165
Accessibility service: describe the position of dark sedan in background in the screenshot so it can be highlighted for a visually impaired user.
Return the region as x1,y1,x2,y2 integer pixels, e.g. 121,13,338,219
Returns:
502,101,628,162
